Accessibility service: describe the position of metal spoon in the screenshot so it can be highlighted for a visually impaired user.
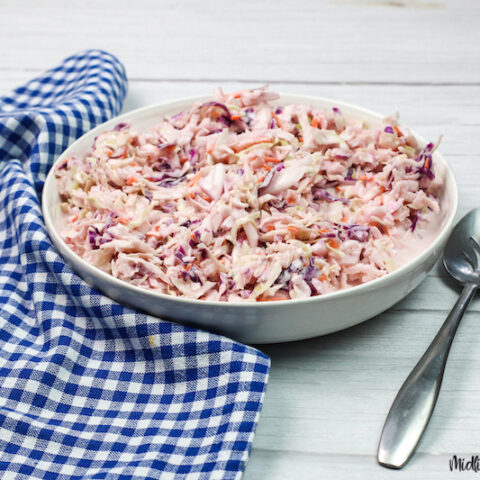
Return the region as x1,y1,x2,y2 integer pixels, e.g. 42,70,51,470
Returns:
377,208,480,469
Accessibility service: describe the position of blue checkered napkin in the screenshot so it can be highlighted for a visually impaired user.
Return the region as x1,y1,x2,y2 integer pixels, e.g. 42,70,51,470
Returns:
0,50,270,480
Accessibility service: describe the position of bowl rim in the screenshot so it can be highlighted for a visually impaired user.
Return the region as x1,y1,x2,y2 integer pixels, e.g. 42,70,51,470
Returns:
42,92,459,309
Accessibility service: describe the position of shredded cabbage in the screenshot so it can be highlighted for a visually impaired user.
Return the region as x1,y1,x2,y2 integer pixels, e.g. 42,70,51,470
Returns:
56,87,442,302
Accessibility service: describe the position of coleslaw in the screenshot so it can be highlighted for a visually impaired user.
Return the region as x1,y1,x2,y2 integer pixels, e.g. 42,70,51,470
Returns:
55,87,443,302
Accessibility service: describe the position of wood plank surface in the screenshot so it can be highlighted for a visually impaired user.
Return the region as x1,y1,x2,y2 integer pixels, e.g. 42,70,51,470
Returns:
1,0,480,84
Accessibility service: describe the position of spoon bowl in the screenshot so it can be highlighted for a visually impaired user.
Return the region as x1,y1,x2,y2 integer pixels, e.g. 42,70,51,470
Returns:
444,209,480,283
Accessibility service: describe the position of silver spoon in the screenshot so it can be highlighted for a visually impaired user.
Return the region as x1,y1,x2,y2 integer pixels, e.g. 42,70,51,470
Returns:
377,208,480,469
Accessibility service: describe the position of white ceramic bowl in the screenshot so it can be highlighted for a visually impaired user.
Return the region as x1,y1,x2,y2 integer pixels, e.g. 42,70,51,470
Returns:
42,94,458,344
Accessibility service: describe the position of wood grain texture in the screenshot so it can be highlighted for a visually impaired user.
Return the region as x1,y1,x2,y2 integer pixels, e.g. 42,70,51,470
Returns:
1,1,480,478
1,0,480,84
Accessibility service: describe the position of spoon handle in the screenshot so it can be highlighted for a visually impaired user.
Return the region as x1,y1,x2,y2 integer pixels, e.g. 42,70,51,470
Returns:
377,282,477,469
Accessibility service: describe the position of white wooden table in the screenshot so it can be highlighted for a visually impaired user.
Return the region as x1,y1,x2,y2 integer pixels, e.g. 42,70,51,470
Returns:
2,1,480,478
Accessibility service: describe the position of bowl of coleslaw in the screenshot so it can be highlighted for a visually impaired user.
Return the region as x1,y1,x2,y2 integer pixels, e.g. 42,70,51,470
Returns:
43,88,458,343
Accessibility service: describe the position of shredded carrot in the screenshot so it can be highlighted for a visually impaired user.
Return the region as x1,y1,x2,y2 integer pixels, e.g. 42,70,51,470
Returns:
264,165,272,172
189,192,196,199
185,264,191,271
72,214,78,222
311,118,319,128
359,175,374,182
287,226,298,235
379,186,386,193
234,93,242,99
257,295,289,302
121,146,128,159
126,176,136,186
186,171,203,188
318,274,329,282
202,194,212,202
287,197,296,205
130,162,136,167
267,225,275,231
328,239,340,249
118,217,129,225
180,156,188,165
319,228,329,233
394,125,402,136
257,175,265,184
335,186,342,191
264,156,281,163
341,216,347,222
231,115,241,121
155,225,160,231
370,221,390,236
190,233,199,243
207,145,214,154
298,136,304,143
233,137,272,153
272,111,284,129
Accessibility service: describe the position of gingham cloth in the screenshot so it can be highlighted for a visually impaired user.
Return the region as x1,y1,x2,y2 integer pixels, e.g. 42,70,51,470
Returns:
0,50,270,480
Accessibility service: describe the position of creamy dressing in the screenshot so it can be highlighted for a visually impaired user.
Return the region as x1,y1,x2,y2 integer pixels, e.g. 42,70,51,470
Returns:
55,87,442,302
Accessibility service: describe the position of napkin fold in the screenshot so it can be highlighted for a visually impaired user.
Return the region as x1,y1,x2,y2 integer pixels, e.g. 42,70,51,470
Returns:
0,50,269,480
